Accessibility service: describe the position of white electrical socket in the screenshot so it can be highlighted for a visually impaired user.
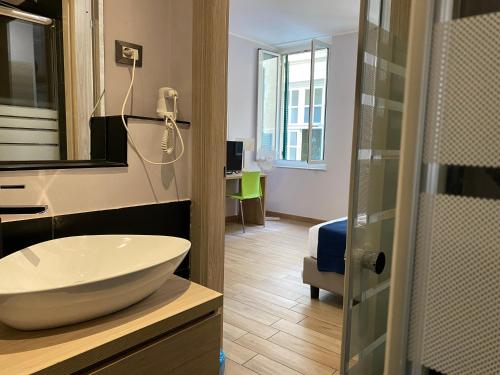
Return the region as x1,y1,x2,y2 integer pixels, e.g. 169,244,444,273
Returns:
115,40,142,67
122,46,139,60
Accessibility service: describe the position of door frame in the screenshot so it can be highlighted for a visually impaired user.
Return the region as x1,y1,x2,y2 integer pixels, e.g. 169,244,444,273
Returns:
190,0,229,293
385,1,434,373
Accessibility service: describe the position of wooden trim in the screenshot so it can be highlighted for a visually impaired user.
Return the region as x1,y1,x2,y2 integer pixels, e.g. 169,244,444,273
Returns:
191,0,229,293
92,0,105,117
62,0,75,160
73,0,94,160
266,211,325,225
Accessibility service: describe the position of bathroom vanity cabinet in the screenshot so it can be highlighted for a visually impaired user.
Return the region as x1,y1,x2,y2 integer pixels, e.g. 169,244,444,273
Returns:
0,277,222,374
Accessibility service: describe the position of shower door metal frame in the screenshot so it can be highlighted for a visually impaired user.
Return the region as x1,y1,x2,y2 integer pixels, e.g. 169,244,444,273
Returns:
340,0,368,371
383,1,435,373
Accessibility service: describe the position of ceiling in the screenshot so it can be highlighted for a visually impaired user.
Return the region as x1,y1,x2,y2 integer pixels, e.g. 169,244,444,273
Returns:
229,0,360,47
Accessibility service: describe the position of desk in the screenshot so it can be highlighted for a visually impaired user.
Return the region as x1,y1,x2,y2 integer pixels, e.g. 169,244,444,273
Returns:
226,173,267,225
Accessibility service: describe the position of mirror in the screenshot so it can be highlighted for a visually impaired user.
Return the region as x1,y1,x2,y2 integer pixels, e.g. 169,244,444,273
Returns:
0,0,107,169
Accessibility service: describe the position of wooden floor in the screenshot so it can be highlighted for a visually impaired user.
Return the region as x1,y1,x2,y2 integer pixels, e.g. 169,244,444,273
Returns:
223,219,343,375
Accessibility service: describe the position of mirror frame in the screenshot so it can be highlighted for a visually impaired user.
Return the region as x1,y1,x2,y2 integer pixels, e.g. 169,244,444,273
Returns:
0,160,126,171
0,0,122,171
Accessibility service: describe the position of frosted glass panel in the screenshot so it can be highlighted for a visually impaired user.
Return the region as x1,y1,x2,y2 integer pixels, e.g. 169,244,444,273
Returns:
407,5,500,375
342,0,411,373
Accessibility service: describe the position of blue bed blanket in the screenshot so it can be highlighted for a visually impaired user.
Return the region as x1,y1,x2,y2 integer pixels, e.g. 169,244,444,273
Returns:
317,219,348,274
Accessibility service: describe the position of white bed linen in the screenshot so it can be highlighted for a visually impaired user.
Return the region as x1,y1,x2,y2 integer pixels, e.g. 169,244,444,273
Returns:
308,217,348,259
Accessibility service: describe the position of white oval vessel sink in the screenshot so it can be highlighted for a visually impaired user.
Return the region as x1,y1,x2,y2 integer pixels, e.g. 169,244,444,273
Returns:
0,235,190,330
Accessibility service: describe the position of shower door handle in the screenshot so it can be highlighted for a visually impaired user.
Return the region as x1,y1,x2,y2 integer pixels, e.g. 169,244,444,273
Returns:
352,249,386,275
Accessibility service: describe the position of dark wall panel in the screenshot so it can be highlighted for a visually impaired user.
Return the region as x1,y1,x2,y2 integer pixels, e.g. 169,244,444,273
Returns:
1,217,53,257
455,0,500,18
0,201,191,278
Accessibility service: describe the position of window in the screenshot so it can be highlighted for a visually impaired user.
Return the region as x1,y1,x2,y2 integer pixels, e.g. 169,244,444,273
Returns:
304,89,310,124
289,90,299,124
256,40,329,168
287,130,299,161
313,88,324,124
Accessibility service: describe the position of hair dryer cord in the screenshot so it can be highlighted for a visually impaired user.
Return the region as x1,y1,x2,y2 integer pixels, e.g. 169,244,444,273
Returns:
120,58,185,166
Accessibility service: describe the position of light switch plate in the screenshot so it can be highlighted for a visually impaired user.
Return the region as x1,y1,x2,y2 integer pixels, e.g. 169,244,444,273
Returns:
115,40,143,67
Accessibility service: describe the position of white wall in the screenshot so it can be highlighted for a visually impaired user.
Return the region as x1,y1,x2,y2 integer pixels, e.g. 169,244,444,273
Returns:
227,32,358,221
104,0,192,120
267,32,358,221
0,121,191,223
0,0,193,223
226,34,273,216
227,34,278,170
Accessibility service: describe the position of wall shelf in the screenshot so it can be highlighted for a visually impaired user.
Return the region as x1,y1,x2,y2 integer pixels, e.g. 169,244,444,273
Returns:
125,115,191,126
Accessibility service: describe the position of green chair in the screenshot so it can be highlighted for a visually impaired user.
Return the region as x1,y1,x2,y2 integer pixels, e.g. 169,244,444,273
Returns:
228,171,265,233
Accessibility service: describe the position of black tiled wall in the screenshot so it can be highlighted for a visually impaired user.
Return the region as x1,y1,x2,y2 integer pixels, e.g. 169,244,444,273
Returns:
0,201,191,279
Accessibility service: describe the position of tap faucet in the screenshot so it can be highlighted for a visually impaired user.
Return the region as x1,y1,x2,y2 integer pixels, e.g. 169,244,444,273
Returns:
0,185,48,258
0,185,48,215
0,206,48,215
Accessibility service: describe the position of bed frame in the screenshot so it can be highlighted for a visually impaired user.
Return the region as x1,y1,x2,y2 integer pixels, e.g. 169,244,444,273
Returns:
302,256,344,298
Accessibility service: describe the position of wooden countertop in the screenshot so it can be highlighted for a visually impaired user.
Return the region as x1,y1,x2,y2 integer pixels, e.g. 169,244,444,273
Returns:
0,277,222,375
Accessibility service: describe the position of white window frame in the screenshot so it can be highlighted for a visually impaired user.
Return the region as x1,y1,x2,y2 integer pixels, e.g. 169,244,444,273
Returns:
288,89,300,124
305,40,329,166
256,49,281,161
256,40,330,170
313,87,324,124
277,40,330,170
286,129,301,161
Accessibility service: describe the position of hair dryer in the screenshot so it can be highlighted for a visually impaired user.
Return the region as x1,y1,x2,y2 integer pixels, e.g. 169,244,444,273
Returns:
156,87,182,156
157,87,178,119
121,56,184,165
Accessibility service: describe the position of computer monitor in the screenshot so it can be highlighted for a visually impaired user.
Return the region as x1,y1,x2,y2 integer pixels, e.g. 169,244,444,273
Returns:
226,141,243,173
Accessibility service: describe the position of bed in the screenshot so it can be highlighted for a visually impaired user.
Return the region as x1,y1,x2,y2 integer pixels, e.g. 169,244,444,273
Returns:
303,217,348,299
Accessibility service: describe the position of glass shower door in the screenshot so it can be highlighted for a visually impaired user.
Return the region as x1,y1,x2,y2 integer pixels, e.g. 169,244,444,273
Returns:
341,0,412,373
